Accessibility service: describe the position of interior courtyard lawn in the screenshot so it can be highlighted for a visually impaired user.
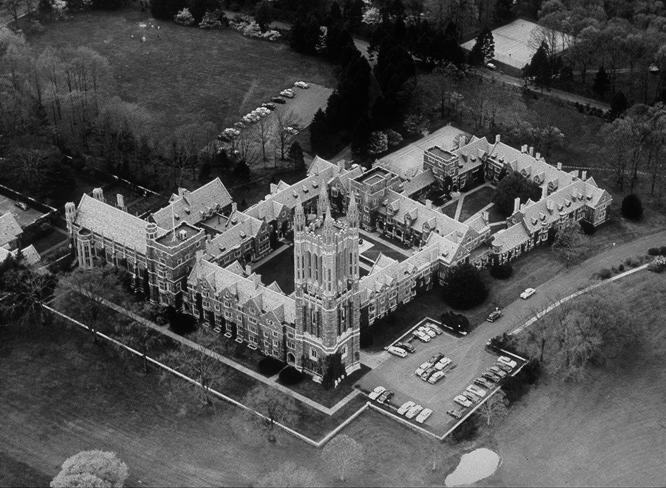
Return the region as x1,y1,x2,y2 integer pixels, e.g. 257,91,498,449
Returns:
459,185,495,222
27,10,336,142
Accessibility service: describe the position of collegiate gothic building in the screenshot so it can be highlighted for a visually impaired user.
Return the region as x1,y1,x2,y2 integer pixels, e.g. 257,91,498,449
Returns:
64,133,612,384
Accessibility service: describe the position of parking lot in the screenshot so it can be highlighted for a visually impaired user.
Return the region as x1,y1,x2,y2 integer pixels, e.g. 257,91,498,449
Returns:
0,194,45,229
356,318,516,433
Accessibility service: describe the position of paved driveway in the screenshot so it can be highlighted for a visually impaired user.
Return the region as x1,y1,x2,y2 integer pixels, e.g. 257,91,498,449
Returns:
0,195,45,228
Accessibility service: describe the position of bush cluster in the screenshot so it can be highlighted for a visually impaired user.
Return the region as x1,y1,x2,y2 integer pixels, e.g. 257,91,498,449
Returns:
490,263,513,280
648,247,666,256
621,194,643,221
598,268,612,280
258,357,285,376
442,263,488,310
451,413,479,442
502,360,542,404
279,366,304,385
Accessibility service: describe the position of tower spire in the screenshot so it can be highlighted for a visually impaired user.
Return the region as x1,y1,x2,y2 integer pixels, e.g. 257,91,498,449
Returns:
294,197,305,233
347,192,359,229
317,183,330,220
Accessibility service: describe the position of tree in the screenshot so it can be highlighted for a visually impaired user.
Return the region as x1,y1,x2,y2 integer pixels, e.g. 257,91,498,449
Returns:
490,262,513,280
254,0,273,31
551,221,591,267
493,171,542,217
621,194,643,221
51,450,128,488
525,41,552,89
150,0,187,20
367,131,388,156
288,141,305,170
257,462,322,487
479,390,508,426
273,109,297,161
240,385,300,442
469,27,494,65
592,65,610,98
310,108,330,155
442,263,488,310
5,0,22,24
0,260,56,326
609,91,628,119
321,434,364,482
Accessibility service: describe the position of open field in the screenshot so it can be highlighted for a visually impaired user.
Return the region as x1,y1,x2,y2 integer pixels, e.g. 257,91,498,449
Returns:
488,270,666,487
28,10,336,142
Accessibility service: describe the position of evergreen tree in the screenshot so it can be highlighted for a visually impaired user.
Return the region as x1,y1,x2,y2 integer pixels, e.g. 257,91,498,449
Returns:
342,0,363,32
150,0,187,20
609,91,628,119
469,27,495,65
526,41,552,88
254,1,273,31
288,141,305,170
442,263,488,310
593,65,610,98
310,109,330,154
350,114,372,155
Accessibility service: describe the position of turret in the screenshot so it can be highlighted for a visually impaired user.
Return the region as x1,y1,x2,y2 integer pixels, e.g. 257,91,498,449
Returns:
323,205,334,244
317,184,330,220
92,187,105,203
65,201,77,235
294,198,305,234
347,192,359,230
146,222,158,240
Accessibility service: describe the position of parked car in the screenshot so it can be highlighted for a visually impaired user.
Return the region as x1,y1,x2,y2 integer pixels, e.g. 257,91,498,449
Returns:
368,386,385,400
486,308,503,322
394,342,415,353
474,377,493,389
294,80,310,88
496,362,513,373
425,323,443,335
419,326,437,338
520,287,536,299
415,408,433,424
486,62,497,70
271,96,287,104
428,370,446,384
387,345,407,358
405,404,424,419
483,371,502,383
233,121,245,129
397,401,415,415
489,366,508,378
420,368,436,382
377,390,394,404
447,408,463,419
462,391,479,402
434,357,452,371
261,102,276,110
414,330,431,342
430,353,445,363
498,356,517,369
280,89,295,98
454,395,473,408
415,361,432,376
467,384,487,398
14,201,28,211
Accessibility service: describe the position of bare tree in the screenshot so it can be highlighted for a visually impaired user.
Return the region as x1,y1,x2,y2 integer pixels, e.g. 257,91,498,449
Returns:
5,0,22,25
321,434,365,482
240,385,300,442
551,221,591,267
273,109,297,161
255,115,274,165
479,391,509,426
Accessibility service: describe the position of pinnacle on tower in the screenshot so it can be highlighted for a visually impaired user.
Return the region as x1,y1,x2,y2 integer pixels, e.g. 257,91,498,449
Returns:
294,197,305,233
347,192,359,229
317,183,330,220
323,204,334,234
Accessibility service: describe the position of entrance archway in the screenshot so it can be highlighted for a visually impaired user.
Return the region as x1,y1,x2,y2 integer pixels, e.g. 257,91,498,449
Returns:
287,352,296,364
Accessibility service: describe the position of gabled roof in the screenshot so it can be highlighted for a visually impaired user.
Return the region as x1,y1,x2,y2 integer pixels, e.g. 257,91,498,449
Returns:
74,194,159,254
369,252,398,274
402,169,436,197
491,222,530,253
20,244,41,265
0,213,22,247
152,178,233,229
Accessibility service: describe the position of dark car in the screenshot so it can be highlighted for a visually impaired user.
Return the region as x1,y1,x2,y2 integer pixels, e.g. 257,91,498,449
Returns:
447,409,463,419
486,308,503,322
261,102,276,110
271,96,287,104
377,390,394,404
482,371,501,383
394,342,415,353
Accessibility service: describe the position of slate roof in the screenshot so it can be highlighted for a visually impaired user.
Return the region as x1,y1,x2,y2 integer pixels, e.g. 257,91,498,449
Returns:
204,211,263,258
74,194,161,254
360,243,440,294
20,244,41,265
490,222,531,253
189,256,295,324
0,213,22,247
152,178,233,229
401,169,436,197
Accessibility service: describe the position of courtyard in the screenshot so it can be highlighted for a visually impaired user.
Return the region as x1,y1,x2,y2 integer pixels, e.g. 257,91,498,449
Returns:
0,193,46,229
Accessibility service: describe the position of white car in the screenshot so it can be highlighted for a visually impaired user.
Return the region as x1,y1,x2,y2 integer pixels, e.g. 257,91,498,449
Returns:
397,401,415,415
414,331,431,342
415,408,433,424
428,370,445,384
498,356,517,369
454,395,473,408
280,89,295,98
294,80,309,89
387,345,407,358
427,324,443,335
466,384,487,398
368,386,385,400
415,361,432,376
405,404,423,419
419,326,437,338
434,357,452,371
520,287,536,299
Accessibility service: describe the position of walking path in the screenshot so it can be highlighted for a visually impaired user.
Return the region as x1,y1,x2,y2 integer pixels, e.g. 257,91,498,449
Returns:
359,228,412,257
251,242,290,268
79,294,360,416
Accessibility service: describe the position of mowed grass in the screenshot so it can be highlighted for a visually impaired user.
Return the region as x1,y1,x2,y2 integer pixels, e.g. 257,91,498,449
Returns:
28,10,336,141
459,185,495,222
0,321,465,487
488,270,666,487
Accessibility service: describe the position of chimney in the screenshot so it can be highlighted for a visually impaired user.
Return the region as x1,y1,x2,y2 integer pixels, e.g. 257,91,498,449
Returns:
425,199,432,209
231,202,238,213
535,152,541,160
541,185,548,200
116,193,125,211
270,183,278,194
245,264,252,276
482,210,489,223
337,160,346,172
521,144,526,153
513,197,521,214
582,170,587,180
178,187,187,197
495,134,501,144
556,162,562,170
528,146,534,156
92,187,105,202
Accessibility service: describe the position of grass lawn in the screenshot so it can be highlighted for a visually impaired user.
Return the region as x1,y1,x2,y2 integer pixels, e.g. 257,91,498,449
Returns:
361,234,409,262
487,270,666,487
32,229,68,254
459,185,495,222
254,245,294,294
28,10,336,142
0,321,459,487
440,200,458,219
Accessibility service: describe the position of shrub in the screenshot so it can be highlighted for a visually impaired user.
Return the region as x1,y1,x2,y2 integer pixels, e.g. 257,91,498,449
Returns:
611,266,618,274
174,7,196,25
493,171,542,217
625,257,639,268
618,264,624,272
442,263,488,310
167,307,196,334
451,413,479,442
441,311,470,333
579,220,596,235
258,357,285,376
490,263,513,280
279,366,304,385
661,246,666,256
648,256,666,273
647,247,660,256
598,268,612,280
621,194,643,221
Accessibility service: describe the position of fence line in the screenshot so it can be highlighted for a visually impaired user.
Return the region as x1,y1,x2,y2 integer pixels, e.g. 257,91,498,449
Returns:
41,303,370,448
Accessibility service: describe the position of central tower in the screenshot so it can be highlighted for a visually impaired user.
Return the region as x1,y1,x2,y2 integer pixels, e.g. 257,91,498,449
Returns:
293,187,361,382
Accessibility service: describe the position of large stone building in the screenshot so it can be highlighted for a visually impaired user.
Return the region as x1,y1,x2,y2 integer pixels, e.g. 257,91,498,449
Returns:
65,133,612,383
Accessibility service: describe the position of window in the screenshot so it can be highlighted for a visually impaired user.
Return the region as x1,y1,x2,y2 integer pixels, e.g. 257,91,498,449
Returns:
341,345,348,359
309,348,318,360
